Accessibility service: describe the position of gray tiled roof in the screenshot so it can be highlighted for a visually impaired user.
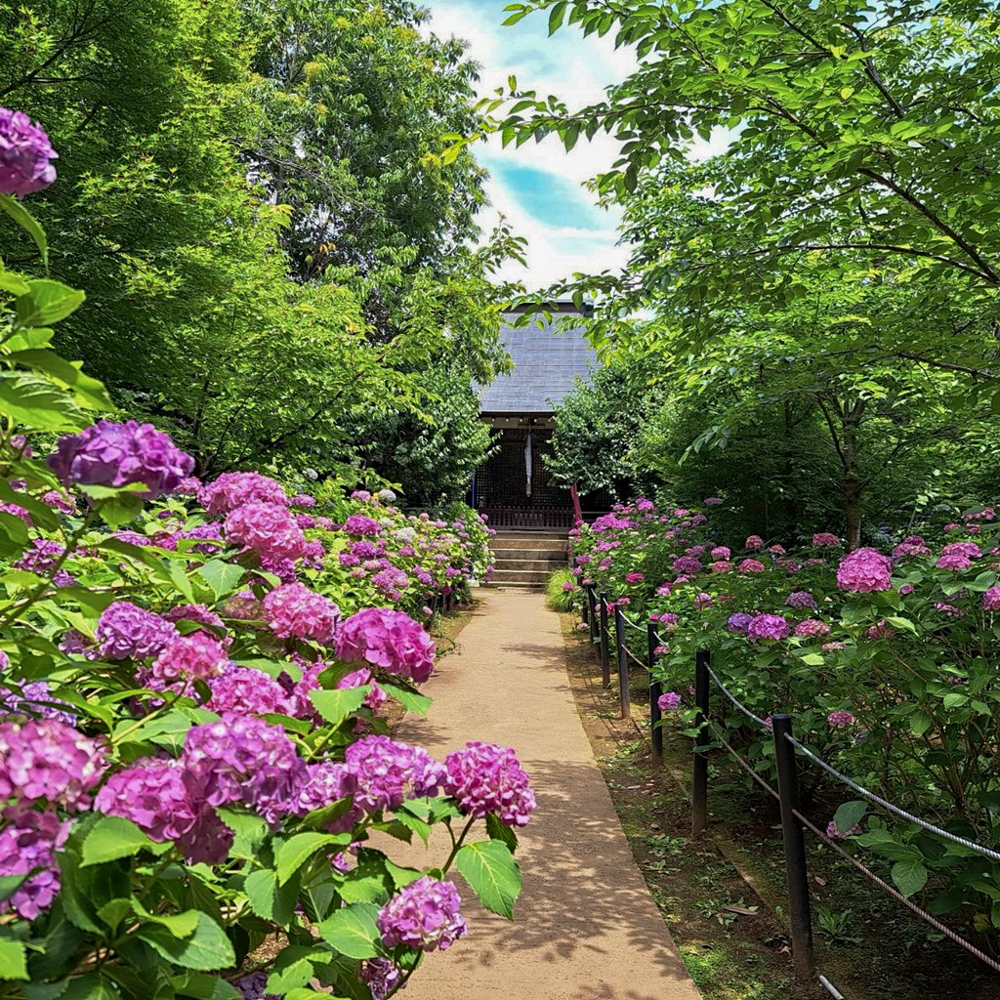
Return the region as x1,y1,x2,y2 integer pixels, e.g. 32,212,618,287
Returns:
478,310,598,415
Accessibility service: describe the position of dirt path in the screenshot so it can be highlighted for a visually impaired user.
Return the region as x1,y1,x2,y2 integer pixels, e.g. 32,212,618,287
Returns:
397,589,701,1000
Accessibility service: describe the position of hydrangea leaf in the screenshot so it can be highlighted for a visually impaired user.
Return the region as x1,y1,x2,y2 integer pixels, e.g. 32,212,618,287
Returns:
245,868,299,925
309,687,368,728
196,560,246,601
81,816,155,867
275,832,351,885
832,800,866,835
379,682,432,715
455,840,522,920
0,193,48,268
0,872,28,904
264,945,329,994
0,938,28,980
486,813,518,852
0,372,85,432
137,912,235,971
892,858,929,898
317,901,383,959
14,279,85,328
169,971,241,1000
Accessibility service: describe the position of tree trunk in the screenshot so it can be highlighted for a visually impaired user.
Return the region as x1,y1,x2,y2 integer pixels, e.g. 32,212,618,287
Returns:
844,475,863,551
840,400,866,550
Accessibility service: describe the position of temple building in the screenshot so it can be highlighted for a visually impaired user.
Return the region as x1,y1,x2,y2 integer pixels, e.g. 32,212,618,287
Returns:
471,302,610,531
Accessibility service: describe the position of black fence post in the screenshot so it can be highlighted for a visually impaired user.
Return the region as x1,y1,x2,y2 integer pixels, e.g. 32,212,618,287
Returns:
586,586,598,654
647,622,663,759
772,714,815,979
599,592,610,688
614,606,631,720
692,649,711,835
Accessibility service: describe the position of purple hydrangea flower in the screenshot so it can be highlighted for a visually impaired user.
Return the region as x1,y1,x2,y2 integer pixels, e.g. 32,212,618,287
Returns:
1,680,76,725
0,807,69,921
0,108,57,196
47,420,194,498
443,742,535,827
747,613,790,642
95,601,178,660
262,582,339,646
984,586,1000,611
827,818,861,839
206,665,290,716
293,762,361,833
360,959,403,1000
658,691,682,711
727,612,755,634
345,735,444,813
377,876,467,952
827,710,856,728
785,591,817,609
344,514,381,536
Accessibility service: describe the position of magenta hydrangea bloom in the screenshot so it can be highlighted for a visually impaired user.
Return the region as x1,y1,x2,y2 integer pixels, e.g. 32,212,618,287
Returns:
793,619,832,638
1,679,76,725
0,807,69,921
150,631,228,687
224,502,307,562
836,547,893,593
443,742,535,827
738,558,766,574
262,582,339,646
710,546,731,559
293,762,361,834
198,472,288,514
747,613,790,642
13,538,76,586
95,758,201,844
377,877,467,952
183,714,305,826
47,420,193,498
624,572,645,584
338,667,387,712
163,603,228,640
344,514,381,536
709,560,733,573
785,591,817,609
0,719,105,808
658,691,682,711
984,586,1000,611
95,601,178,660
827,710,856,728
672,556,702,575
345,735,445,813
936,553,972,570
335,608,436,683
0,502,31,526
745,535,764,550
206,666,290,716
0,108,57,196
812,533,840,547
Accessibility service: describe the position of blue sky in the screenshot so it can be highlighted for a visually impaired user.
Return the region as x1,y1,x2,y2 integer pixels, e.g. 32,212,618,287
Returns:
424,1,638,290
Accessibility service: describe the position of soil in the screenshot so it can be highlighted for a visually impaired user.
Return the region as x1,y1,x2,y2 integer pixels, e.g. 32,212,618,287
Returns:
557,611,1000,1000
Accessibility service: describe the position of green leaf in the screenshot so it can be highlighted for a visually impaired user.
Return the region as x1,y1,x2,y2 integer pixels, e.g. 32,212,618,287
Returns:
486,812,519,852
264,946,328,994
380,682,432,715
0,268,30,296
0,193,48,267
275,832,350,885
15,279,85,327
892,858,929,898
0,371,84,431
799,652,824,666
832,800,866,835
245,868,299,925
942,691,968,709
309,686,368,728
317,901,383,959
196,559,246,601
132,899,200,938
909,709,934,736
170,971,241,1000
0,938,28,980
138,911,236,971
81,816,155,866
5,350,112,410
0,871,28,903
455,840,522,919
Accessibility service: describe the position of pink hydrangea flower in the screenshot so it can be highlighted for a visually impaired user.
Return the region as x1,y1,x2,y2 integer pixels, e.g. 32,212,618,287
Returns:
709,560,733,573
739,558,766,574
794,619,831,637
704,496,723,505
262,582,339,646
827,710,856,728
198,472,288,514
984,586,1000,611
936,553,972,570
836,548,893,592
0,719,105,808
293,762,361,834
624,572,645,584
745,535,764,550
150,631,228,687
673,556,701,575
206,665,290,716
377,877,466,952
710,546,730,559
338,667,387,712
658,691,682,711
812,533,840,547
443,742,535,827
336,608,435,683
224,502,307,562
827,818,861,839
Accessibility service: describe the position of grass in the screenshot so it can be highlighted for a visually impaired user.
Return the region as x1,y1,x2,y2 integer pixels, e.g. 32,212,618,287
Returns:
545,568,579,612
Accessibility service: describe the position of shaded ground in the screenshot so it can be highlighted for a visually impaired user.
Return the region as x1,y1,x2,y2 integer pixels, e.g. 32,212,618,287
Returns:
557,611,1000,1000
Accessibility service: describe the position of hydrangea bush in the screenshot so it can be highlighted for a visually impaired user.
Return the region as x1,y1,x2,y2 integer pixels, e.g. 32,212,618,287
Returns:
570,497,1000,933
0,111,529,999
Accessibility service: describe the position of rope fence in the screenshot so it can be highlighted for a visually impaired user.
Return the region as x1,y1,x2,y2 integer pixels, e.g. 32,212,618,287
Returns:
580,585,1000,984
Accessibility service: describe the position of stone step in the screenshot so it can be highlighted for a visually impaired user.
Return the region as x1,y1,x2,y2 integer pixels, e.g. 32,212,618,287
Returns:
489,568,553,585
492,536,568,553
493,548,567,562
494,557,567,573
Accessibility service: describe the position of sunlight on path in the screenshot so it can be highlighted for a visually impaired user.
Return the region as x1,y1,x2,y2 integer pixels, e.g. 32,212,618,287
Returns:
397,591,701,1000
